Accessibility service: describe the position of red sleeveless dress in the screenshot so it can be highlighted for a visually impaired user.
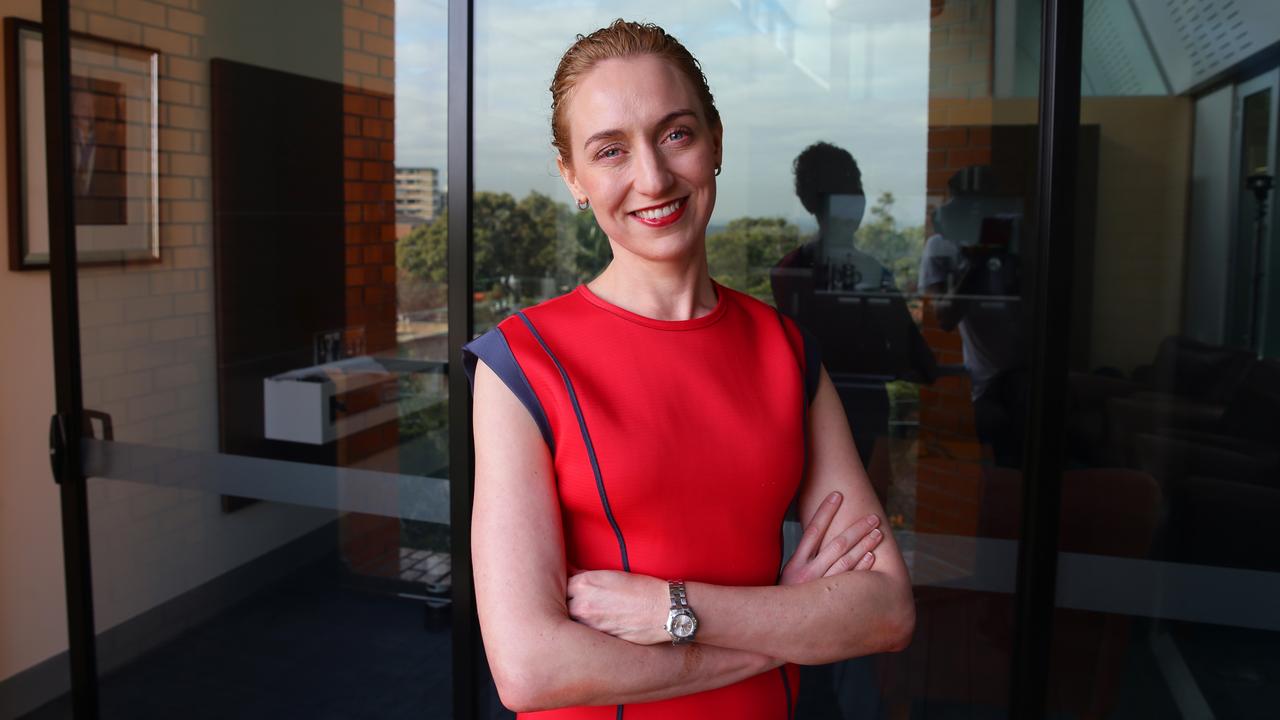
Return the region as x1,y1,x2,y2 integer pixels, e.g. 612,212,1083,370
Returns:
463,281,819,719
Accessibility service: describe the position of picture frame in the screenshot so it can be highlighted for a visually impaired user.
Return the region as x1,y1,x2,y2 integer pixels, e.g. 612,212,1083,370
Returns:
5,17,160,271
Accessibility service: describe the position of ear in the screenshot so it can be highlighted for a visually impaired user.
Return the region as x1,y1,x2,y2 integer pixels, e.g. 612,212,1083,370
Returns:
556,154,585,204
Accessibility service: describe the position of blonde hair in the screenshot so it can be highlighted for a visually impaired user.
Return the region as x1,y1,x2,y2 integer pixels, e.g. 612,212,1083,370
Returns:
550,19,721,161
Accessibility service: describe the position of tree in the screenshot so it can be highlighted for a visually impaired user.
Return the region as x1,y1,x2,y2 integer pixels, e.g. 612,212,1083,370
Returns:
572,208,612,281
706,217,801,303
857,192,925,293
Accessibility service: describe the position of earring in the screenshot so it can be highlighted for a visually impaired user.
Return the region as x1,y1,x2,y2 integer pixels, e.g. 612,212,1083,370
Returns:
714,165,721,176
577,198,590,210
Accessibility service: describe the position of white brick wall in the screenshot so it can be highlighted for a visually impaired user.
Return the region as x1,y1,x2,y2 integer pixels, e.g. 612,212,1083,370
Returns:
69,0,337,636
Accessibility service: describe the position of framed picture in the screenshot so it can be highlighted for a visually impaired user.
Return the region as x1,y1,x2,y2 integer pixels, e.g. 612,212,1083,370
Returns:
5,18,160,270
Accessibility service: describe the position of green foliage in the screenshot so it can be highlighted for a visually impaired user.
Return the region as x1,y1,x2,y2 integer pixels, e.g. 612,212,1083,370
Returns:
397,214,448,284
857,192,926,292
395,190,925,313
573,207,613,280
397,191,614,319
706,217,802,304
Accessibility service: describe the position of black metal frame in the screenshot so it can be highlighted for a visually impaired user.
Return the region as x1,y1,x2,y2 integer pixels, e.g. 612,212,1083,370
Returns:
446,0,479,717
41,0,99,716
41,0,1085,717
1010,0,1083,716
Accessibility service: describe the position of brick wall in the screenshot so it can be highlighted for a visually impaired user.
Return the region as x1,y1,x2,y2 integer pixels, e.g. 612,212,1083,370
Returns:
339,0,402,578
68,0,336,632
917,0,997,536
342,0,396,359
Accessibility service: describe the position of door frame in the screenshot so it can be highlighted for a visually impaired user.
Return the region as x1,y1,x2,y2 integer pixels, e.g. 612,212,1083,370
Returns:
40,0,98,716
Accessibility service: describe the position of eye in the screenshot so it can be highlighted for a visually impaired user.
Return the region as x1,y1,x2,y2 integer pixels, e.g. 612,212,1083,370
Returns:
595,145,623,161
666,128,691,143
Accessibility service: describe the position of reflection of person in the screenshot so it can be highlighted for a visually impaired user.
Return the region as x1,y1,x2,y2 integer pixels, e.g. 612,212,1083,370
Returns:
919,166,1026,466
462,20,913,718
772,142,936,467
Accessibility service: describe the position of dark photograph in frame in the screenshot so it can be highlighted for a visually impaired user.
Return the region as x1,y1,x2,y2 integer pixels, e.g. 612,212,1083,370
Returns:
5,18,160,270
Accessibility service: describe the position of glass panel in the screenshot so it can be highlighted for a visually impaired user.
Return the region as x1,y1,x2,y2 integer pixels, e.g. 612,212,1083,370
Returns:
473,2,1043,716
47,1,452,716
1052,17,1280,718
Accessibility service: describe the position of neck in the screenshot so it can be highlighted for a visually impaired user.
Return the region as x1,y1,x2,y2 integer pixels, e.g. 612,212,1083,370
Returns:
587,248,718,322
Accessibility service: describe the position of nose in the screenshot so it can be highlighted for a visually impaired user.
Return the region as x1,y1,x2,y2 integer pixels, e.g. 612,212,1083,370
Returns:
632,143,674,197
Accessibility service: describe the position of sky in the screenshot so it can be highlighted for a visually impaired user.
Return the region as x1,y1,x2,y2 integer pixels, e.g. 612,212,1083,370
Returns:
395,0,930,228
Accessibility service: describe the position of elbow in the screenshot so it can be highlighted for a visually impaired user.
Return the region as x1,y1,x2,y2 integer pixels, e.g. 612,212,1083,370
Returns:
885,589,916,650
490,662,539,713
489,647,561,713
879,584,916,653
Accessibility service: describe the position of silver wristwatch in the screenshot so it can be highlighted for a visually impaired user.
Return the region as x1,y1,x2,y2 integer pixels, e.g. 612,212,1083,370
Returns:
664,580,698,645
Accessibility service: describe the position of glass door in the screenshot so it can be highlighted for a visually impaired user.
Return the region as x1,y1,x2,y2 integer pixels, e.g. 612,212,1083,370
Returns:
40,0,456,716
1048,7,1280,717
470,1,1054,716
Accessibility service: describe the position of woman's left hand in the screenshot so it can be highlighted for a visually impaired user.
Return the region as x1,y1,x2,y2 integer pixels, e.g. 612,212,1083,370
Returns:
567,570,670,645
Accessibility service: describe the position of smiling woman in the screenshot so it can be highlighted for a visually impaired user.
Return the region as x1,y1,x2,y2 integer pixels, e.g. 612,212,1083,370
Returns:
556,53,722,273
462,19,913,719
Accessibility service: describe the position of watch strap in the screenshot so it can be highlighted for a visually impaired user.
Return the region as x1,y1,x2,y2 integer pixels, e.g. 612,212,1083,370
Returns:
669,579,689,611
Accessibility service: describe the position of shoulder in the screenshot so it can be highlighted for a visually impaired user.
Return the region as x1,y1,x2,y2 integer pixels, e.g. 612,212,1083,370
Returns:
716,283,822,403
922,233,958,258
718,283,795,332
493,288,585,333
773,239,818,269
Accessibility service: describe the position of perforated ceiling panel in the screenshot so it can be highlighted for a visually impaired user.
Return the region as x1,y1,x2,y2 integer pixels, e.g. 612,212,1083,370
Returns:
1135,0,1280,94
1082,0,1167,96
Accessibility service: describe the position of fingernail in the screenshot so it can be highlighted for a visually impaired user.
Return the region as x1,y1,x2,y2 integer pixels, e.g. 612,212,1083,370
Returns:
828,492,842,503
871,528,882,541
866,514,880,527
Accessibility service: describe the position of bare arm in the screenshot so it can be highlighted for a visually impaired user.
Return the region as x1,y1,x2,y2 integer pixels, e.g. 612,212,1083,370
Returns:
471,360,780,712
569,366,915,664
690,365,914,661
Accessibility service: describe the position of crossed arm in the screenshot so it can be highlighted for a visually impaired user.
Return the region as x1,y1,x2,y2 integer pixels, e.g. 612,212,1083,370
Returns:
472,360,915,713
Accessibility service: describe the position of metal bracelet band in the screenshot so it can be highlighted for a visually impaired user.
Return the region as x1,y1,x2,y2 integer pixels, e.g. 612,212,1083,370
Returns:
669,579,688,610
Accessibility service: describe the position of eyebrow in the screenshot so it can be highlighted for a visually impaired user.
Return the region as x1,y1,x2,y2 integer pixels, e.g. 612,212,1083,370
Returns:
581,109,698,152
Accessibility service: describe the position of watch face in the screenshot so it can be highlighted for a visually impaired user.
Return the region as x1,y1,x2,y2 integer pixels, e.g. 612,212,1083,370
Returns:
672,613,696,637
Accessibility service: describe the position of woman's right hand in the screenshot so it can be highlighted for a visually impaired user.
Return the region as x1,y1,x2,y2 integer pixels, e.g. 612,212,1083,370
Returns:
780,491,883,585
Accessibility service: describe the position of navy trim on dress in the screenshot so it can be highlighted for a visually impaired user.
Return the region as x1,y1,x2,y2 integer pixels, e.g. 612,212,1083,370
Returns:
516,312,632,574
799,324,821,408
462,327,555,452
779,666,794,720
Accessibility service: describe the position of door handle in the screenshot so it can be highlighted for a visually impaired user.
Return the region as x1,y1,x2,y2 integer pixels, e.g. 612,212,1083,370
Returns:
83,409,114,441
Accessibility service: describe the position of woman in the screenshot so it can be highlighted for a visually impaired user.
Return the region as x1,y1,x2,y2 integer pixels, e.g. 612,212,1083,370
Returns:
462,20,914,718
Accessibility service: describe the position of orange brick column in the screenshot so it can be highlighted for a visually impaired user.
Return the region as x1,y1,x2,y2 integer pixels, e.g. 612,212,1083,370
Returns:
339,0,402,578
916,0,997,537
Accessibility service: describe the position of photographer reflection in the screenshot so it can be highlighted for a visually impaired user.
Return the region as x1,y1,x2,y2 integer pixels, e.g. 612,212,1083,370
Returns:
772,142,936,470
919,166,1027,467
770,142,935,720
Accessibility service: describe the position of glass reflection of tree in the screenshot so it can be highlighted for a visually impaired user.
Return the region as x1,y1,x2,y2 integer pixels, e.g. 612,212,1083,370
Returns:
397,191,615,323
395,190,924,325
704,194,925,306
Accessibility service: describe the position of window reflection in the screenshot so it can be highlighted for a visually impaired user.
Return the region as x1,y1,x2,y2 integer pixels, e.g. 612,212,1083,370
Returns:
1051,2,1280,718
